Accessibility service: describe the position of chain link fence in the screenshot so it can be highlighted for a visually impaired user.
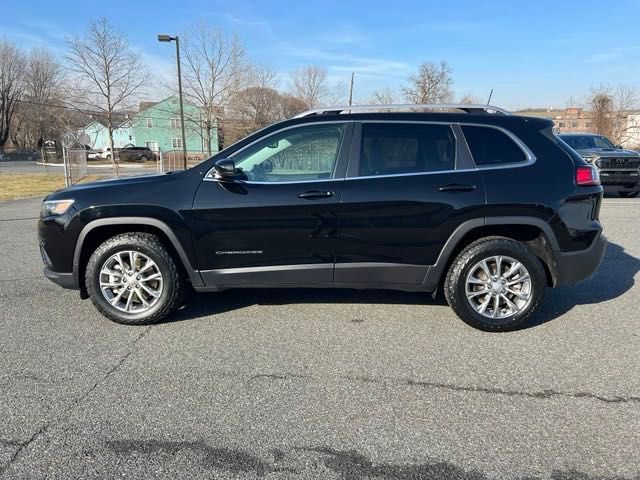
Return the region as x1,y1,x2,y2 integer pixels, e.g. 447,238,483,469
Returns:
159,150,208,171
1,144,216,201
63,148,88,186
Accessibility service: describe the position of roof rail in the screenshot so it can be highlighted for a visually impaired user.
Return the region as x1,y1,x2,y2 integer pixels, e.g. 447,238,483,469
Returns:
294,103,511,118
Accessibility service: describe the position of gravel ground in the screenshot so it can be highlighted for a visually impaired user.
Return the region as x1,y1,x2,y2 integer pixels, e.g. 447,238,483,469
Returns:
0,196,638,479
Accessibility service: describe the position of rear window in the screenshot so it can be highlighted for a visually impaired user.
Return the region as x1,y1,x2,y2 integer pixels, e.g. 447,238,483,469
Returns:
559,135,615,149
461,125,527,166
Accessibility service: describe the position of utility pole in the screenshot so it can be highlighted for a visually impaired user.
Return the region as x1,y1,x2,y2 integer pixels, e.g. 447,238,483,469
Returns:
348,72,355,106
158,34,188,169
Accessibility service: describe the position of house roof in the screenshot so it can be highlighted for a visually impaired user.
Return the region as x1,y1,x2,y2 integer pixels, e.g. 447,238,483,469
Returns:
139,101,159,112
137,95,198,114
82,119,133,130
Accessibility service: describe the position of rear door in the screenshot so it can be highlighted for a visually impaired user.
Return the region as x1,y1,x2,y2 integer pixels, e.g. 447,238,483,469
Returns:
335,121,485,286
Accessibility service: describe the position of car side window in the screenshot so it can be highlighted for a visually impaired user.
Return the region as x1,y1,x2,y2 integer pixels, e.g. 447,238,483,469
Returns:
233,124,346,183
461,125,527,166
359,123,456,177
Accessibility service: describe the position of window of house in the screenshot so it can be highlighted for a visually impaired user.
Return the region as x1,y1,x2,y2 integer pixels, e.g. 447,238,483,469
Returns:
572,122,578,128
146,118,153,128
171,118,181,129
231,124,346,183
172,138,183,149
358,123,456,177
461,125,527,166
558,122,565,128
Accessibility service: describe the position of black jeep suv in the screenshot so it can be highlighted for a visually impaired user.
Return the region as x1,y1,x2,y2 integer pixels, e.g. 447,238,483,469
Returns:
558,133,640,197
38,104,606,331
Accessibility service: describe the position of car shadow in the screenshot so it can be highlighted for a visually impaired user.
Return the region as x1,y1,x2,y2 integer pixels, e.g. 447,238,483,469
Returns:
168,286,449,324
166,241,638,330
528,240,640,327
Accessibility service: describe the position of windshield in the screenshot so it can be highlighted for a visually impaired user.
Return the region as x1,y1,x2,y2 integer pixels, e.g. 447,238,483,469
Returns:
558,134,616,150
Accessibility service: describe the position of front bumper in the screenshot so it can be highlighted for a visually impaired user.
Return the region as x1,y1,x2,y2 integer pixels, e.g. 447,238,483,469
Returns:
599,170,640,192
43,267,78,290
554,232,607,286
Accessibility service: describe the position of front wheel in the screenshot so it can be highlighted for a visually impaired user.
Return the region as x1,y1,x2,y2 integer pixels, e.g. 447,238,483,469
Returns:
85,232,185,325
619,191,639,198
444,237,546,331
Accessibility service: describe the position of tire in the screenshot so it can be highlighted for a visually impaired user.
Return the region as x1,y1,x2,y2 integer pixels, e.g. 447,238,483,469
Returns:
85,232,185,325
140,155,148,162
444,237,546,332
618,191,639,198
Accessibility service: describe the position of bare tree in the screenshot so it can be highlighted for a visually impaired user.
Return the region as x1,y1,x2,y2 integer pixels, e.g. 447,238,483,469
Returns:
290,65,328,108
586,84,638,144
14,48,65,147
278,94,308,118
66,17,149,173
402,61,453,104
0,40,26,151
565,96,580,108
179,23,246,155
370,87,396,105
458,92,482,104
226,65,317,143
326,80,348,106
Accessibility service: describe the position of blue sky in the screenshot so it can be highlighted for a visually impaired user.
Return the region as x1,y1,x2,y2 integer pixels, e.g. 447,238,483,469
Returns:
3,0,640,109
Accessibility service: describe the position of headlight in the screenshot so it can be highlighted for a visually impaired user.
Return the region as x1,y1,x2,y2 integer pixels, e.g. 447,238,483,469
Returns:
41,199,75,216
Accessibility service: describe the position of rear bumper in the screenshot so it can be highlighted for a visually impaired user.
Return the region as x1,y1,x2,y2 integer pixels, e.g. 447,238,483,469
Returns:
554,232,607,286
43,267,78,290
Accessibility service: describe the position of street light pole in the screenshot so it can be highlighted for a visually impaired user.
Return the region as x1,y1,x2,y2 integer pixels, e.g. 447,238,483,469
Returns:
158,34,188,170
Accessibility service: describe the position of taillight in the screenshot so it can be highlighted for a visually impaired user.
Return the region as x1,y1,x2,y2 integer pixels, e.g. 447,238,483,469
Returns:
576,166,600,186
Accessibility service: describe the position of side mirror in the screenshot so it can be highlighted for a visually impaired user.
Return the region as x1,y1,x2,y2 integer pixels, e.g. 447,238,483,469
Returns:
213,158,237,179
616,145,624,149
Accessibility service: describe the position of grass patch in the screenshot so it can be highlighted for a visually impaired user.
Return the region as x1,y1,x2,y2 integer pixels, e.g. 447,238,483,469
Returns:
0,174,101,201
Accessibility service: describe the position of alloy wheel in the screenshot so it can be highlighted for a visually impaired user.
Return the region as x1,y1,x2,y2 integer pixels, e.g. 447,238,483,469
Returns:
99,250,163,313
465,255,533,319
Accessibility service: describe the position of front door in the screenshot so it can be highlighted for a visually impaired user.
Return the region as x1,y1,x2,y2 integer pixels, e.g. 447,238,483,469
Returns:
335,121,485,287
191,122,352,287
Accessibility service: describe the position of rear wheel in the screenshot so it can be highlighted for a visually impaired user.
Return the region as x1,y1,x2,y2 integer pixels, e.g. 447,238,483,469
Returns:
85,232,185,325
444,237,546,331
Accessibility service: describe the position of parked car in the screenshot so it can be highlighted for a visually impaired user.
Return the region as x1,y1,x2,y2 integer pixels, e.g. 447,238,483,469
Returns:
118,146,156,162
98,147,114,161
38,104,606,331
0,149,42,162
558,133,640,197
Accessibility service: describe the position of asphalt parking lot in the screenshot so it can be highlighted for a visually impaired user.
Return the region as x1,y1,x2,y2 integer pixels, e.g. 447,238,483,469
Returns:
1,196,639,479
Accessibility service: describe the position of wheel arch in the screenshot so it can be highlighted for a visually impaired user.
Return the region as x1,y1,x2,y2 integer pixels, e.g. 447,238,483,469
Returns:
73,217,204,297
424,216,560,291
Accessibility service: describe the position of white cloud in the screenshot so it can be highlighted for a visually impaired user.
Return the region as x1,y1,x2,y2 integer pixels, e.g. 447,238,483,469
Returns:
585,45,640,63
0,26,66,54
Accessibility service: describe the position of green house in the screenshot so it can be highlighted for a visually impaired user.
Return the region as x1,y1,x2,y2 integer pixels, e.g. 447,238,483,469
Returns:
83,120,134,150
133,96,218,155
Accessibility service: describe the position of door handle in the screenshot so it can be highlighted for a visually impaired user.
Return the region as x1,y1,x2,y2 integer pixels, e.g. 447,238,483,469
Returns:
437,184,476,192
298,190,334,200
